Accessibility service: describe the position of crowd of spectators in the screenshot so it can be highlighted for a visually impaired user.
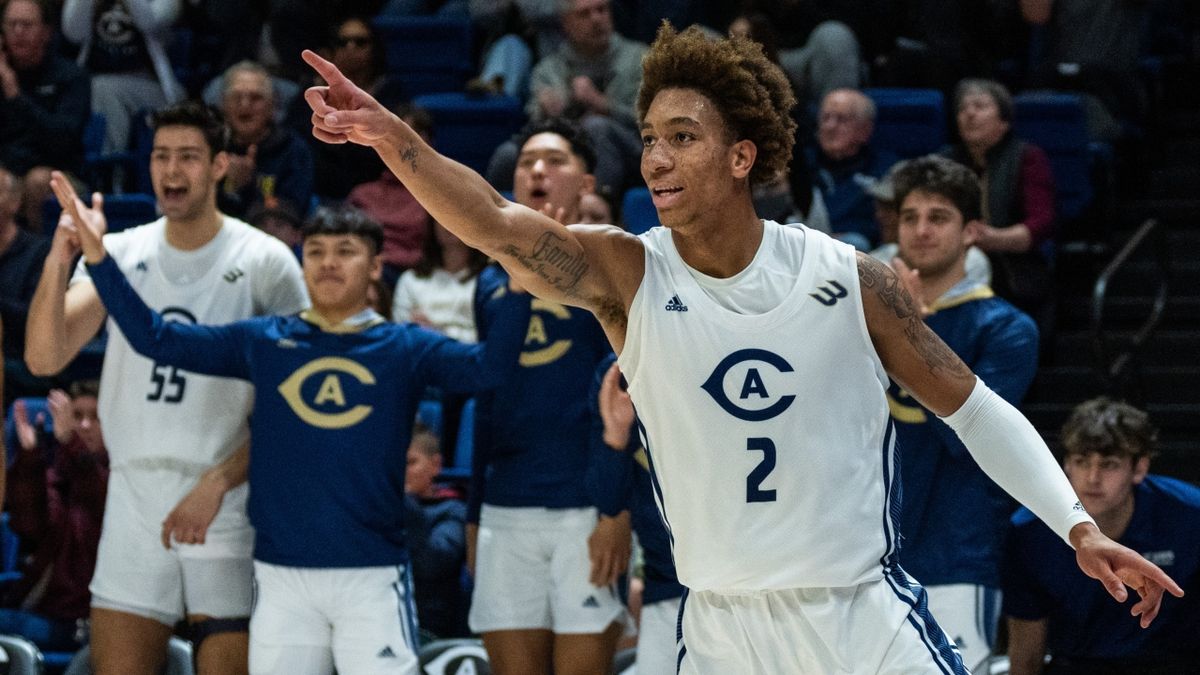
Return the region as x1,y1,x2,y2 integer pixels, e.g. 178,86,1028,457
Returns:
1,0,1197,671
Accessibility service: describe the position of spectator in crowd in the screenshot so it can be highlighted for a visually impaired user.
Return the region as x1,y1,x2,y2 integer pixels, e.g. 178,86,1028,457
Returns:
872,0,1011,96
28,101,307,675
285,15,401,200
68,199,530,675
391,219,488,343
487,0,644,198
218,60,314,220
868,160,991,286
468,118,624,675
246,196,303,254
577,191,611,225
0,165,49,402
886,156,1039,670
943,79,1055,318
808,88,898,249
1005,398,1200,675
736,2,861,112
589,356,684,675
61,0,184,154
404,425,469,638
1,381,108,653
349,103,435,284
1020,0,1149,140
0,0,91,232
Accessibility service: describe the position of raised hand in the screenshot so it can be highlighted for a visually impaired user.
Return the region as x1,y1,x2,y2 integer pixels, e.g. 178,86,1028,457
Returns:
49,171,106,263
45,388,76,444
303,50,397,147
12,399,42,453
891,256,931,318
1073,524,1185,627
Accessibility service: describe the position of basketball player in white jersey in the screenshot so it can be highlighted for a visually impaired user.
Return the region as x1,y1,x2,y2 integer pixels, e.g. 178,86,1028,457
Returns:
302,25,1183,674
26,102,307,675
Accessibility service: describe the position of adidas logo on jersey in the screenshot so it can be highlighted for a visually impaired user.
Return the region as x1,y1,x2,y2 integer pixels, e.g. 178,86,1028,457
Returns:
665,295,688,312
135,260,148,272
582,595,600,608
377,646,397,658
223,267,245,283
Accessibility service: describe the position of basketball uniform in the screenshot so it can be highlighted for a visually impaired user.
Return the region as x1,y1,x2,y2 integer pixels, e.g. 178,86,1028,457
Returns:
619,222,967,674
74,217,307,623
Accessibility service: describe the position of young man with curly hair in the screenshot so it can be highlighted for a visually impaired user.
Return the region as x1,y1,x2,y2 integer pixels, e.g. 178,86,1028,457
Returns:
303,23,1181,674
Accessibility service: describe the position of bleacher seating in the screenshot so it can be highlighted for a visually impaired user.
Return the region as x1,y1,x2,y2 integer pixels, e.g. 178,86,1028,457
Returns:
1012,92,1100,224
439,398,475,481
373,16,475,97
621,187,659,234
411,93,525,175
863,88,947,159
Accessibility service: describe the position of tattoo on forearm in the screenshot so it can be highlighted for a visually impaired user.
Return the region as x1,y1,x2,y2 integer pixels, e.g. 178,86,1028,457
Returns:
400,143,418,173
857,254,972,380
502,232,589,295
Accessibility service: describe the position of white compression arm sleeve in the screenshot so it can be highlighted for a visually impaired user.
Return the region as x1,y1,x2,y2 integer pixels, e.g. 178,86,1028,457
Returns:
939,376,1096,547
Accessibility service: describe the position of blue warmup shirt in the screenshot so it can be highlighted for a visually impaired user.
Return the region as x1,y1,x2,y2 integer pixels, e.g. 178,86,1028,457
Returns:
87,255,528,568
586,354,683,606
891,282,1038,588
468,265,612,521
1004,475,1200,663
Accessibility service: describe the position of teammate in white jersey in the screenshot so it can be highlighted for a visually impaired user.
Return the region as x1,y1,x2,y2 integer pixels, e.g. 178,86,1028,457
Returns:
26,102,307,675
302,24,1183,674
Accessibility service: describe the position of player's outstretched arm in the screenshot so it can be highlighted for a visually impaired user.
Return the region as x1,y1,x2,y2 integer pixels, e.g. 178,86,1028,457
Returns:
302,50,642,319
857,252,1184,624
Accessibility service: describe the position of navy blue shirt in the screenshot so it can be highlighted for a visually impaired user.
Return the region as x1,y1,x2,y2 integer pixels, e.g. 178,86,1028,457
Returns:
1004,475,1200,663
892,285,1038,587
468,264,612,521
87,254,528,567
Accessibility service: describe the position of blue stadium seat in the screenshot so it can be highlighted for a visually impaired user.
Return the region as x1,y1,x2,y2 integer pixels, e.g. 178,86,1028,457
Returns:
373,17,474,97
863,88,946,159
417,398,443,436
411,93,525,175
43,193,158,237
0,512,23,584
1013,92,1097,223
4,398,52,467
621,188,659,235
439,398,475,481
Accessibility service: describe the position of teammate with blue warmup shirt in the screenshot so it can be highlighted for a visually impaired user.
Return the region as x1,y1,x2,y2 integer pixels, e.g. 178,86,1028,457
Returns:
1004,398,1200,675
304,23,1182,674
53,191,530,675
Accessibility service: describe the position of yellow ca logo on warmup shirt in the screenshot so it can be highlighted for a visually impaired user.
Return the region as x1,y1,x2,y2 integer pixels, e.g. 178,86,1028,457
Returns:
277,356,376,429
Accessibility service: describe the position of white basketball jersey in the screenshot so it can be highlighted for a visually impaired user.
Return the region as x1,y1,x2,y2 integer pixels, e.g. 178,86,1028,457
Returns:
619,222,897,592
74,217,307,475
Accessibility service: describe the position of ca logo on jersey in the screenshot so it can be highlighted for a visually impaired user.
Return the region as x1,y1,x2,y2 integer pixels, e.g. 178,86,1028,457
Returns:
277,357,376,429
519,299,574,367
701,349,796,421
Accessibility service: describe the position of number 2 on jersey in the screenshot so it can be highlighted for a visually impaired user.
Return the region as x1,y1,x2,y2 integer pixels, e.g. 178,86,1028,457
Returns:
745,437,777,502
147,363,187,403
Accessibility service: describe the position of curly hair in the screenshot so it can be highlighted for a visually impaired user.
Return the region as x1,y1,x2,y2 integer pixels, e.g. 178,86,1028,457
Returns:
637,23,796,186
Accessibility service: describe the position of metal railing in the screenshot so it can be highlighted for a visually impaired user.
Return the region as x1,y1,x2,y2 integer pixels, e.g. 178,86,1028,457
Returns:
1090,218,1171,396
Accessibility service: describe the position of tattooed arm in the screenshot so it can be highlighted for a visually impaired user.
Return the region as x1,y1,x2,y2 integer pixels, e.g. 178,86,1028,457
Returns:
301,50,643,324
856,252,976,416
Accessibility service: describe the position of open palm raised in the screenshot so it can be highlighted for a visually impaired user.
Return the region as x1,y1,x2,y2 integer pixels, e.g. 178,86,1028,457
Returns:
49,171,107,264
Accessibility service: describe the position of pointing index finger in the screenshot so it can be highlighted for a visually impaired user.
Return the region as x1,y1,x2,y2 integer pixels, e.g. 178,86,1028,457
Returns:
302,49,349,87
